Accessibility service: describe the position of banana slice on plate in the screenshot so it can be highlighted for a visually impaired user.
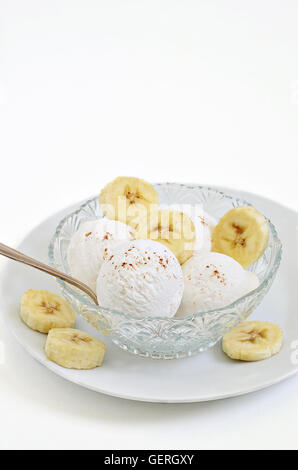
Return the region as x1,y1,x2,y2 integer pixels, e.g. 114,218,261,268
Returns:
222,321,282,361
145,209,196,265
45,328,106,369
99,176,159,226
212,206,269,267
20,289,76,333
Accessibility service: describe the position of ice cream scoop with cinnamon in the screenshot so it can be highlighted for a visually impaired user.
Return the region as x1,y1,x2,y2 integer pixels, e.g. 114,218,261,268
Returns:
97,239,184,318
176,252,259,317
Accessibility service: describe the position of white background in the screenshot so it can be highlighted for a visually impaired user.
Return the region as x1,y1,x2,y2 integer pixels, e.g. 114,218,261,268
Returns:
1,0,298,450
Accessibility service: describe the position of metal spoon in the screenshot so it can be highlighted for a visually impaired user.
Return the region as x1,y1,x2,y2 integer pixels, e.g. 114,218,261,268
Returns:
0,242,98,305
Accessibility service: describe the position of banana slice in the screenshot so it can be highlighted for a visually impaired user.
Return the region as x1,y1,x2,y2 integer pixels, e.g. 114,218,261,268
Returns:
145,209,196,264
222,321,282,361
212,206,269,267
99,176,159,226
45,328,106,369
20,289,76,333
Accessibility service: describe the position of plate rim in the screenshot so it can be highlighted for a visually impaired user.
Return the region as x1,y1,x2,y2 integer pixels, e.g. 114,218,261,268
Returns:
4,313,298,403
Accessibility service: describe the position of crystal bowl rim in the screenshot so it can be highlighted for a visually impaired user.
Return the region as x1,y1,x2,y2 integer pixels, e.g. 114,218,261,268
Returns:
48,183,282,322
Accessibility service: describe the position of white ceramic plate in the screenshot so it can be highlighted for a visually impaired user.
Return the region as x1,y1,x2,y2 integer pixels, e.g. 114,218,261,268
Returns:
1,187,298,403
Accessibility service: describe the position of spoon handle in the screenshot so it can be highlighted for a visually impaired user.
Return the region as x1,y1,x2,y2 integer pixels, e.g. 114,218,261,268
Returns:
0,242,98,305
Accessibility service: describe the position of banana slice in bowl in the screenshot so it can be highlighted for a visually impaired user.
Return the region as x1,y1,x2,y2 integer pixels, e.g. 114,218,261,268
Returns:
212,206,269,267
146,209,196,265
222,321,283,361
99,176,159,226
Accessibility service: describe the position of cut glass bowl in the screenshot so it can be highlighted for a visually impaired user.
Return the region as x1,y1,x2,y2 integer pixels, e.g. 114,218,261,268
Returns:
49,184,282,359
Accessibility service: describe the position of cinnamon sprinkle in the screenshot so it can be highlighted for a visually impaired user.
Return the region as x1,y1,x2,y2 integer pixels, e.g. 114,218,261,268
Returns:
103,231,113,241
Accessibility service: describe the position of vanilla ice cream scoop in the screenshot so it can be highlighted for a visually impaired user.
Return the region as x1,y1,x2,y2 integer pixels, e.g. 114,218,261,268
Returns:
159,203,216,253
97,239,184,318
244,270,260,294
67,219,135,292
192,210,217,252
176,252,256,317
